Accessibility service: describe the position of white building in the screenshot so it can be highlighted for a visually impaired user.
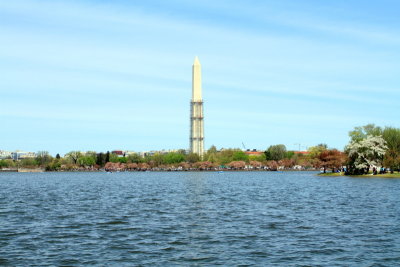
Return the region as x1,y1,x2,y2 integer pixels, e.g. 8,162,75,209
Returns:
0,150,12,159
11,151,36,160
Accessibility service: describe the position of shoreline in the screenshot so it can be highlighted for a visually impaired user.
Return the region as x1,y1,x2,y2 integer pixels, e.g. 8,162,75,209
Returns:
1,169,398,178
0,169,318,173
317,172,400,178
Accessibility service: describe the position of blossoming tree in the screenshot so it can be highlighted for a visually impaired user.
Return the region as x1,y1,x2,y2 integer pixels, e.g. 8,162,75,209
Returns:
345,135,387,175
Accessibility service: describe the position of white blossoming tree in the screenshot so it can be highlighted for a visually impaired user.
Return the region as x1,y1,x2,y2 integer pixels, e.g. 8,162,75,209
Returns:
345,135,388,175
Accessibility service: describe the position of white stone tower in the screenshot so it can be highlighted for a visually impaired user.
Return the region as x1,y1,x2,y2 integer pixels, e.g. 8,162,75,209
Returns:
190,56,204,156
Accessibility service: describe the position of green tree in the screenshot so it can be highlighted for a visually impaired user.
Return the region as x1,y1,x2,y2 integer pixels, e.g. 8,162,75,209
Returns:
36,151,52,166
109,153,119,163
164,152,185,164
127,153,142,163
317,143,328,149
382,127,400,151
307,144,327,160
85,151,97,158
20,158,38,168
0,160,14,168
151,153,165,166
207,145,217,154
382,127,400,172
204,145,218,163
286,151,295,159
96,152,106,166
207,153,217,163
186,153,200,163
232,150,249,162
248,154,266,162
118,157,128,164
78,156,96,167
85,151,97,165
217,149,238,165
46,160,61,171
383,151,400,173
265,144,287,161
349,124,383,142
65,151,82,164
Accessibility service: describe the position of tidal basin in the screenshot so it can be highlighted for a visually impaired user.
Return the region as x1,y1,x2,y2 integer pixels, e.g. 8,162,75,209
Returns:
1,171,399,266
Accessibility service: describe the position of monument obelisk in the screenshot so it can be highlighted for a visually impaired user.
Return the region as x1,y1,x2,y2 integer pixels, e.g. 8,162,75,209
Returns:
190,56,204,156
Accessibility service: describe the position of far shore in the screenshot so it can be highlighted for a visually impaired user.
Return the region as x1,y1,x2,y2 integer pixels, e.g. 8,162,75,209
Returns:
2,169,399,178
0,168,318,173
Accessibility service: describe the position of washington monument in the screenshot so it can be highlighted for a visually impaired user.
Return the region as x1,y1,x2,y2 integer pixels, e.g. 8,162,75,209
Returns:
190,56,204,156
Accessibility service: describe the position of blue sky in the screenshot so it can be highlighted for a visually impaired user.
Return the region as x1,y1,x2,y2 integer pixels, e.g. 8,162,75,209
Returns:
1,0,399,155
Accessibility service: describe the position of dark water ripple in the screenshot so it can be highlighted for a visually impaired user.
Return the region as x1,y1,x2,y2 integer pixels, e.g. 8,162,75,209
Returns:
1,171,400,266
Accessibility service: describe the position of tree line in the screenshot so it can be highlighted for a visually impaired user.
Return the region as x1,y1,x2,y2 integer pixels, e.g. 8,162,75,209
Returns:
0,124,399,174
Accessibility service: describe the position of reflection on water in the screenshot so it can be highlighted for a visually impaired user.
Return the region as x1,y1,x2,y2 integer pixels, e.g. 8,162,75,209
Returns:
0,171,399,266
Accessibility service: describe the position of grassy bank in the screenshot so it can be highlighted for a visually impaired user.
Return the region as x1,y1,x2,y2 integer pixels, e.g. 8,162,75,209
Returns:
317,172,344,177
318,172,400,178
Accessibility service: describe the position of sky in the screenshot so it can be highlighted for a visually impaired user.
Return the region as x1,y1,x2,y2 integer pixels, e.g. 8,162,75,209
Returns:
1,0,400,155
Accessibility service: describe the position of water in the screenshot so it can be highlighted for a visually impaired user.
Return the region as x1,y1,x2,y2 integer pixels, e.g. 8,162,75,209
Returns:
0,171,399,266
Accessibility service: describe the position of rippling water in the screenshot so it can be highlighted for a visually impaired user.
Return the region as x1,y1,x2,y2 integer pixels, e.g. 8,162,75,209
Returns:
1,171,399,266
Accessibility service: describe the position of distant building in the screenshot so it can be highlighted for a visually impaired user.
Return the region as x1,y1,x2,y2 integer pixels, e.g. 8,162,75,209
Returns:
0,150,12,159
108,149,187,158
111,150,124,157
11,151,36,160
136,149,185,158
123,151,138,156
